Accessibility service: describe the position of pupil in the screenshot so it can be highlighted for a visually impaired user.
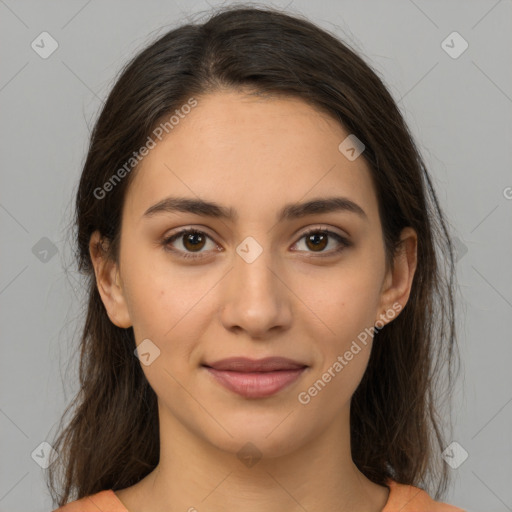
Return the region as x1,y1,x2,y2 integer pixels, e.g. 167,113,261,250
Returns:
308,233,327,251
185,232,204,251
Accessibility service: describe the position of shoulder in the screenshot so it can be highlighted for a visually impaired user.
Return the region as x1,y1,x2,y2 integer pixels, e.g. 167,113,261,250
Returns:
383,479,466,512
52,489,128,512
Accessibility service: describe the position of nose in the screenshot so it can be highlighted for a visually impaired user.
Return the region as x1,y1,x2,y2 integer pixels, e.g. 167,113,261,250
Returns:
219,241,293,339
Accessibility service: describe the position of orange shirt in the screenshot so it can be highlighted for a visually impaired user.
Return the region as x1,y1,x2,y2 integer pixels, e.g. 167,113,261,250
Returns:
53,479,466,511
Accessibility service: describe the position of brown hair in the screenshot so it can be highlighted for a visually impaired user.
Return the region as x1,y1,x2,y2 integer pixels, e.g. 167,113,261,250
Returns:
48,4,460,507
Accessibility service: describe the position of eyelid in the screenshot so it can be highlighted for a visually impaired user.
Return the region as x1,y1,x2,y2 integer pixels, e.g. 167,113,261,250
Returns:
290,226,351,256
161,224,351,259
294,225,350,243
161,227,220,260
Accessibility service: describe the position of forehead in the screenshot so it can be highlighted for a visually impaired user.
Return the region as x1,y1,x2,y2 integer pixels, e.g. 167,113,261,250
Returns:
123,90,379,226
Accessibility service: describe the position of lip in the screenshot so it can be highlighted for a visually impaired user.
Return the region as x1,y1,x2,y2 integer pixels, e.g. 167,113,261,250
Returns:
204,367,307,398
203,356,307,372
202,357,308,399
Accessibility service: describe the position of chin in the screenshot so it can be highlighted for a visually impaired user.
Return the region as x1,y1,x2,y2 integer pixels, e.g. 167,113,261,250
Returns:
200,416,312,460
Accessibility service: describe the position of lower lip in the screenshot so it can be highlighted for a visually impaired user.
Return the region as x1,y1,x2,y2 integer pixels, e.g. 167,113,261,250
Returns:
203,367,307,398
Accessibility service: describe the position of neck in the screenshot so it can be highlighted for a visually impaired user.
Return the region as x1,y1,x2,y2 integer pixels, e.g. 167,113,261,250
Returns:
118,403,389,512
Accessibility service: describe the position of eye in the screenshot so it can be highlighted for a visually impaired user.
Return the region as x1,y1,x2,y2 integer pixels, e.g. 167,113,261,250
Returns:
161,226,351,261
161,229,219,260
292,227,351,257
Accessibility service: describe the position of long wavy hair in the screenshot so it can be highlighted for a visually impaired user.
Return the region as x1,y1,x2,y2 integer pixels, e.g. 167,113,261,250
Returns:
47,4,460,507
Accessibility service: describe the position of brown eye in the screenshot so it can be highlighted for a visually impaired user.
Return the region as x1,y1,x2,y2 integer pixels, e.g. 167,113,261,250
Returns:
305,232,328,252
182,231,206,252
293,228,350,256
162,229,218,260
162,226,350,261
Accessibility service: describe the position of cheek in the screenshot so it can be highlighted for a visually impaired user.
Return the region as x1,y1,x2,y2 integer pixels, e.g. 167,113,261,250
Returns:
125,275,211,403
293,264,382,398
122,264,219,381
296,276,378,412
296,264,382,336
121,243,208,336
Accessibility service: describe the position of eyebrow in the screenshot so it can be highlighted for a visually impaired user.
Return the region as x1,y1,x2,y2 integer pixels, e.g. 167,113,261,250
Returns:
142,196,367,222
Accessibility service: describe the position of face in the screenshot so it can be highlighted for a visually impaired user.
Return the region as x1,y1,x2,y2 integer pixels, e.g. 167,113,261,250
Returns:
91,90,416,459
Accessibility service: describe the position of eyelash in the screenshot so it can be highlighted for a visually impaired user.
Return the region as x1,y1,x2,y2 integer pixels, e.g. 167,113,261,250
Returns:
161,227,351,261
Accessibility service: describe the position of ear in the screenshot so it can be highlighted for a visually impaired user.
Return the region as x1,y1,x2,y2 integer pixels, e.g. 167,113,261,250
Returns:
89,230,132,328
375,227,417,327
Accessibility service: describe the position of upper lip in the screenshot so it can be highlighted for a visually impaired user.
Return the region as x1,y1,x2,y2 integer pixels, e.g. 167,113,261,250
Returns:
202,357,308,372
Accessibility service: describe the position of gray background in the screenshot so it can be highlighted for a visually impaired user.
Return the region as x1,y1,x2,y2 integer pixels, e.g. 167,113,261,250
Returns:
1,1,511,511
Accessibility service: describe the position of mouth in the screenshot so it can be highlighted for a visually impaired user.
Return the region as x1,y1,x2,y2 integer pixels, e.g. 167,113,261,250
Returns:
201,357,309,398
202,356,308,372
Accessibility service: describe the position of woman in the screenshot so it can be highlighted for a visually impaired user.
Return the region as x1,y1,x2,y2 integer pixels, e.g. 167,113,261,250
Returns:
48,5,464,511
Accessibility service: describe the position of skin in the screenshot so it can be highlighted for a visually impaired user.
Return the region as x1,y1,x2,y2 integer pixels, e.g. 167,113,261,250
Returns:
90,90,417,512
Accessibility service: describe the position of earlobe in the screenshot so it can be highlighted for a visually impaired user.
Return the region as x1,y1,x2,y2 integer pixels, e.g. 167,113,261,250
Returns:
89,230,132,328
376,227,418,327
